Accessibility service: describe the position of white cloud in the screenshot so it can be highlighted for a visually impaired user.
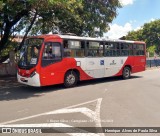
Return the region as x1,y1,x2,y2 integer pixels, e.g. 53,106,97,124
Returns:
150,18,155,22
134,26,141,31
119,0,135,6
104,18,157,39
104,23,133,39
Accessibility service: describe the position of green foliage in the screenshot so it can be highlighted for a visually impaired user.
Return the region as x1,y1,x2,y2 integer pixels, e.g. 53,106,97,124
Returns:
125,19,160,54
0,41,18,58
125,29,143,41
30,0,121,37
0,1,2,10
142,20,160,48
0,0,121,62
147,45,156,57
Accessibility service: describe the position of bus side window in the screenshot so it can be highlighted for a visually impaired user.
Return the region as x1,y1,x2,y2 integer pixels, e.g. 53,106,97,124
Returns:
63,40,71,57
43,43,52,59
133,44,145,56
64,41,68,48
81,41,85,49
105,42,115,56
120,43,130,56
105,43,109,56
63,40,84,58
87,41,102,57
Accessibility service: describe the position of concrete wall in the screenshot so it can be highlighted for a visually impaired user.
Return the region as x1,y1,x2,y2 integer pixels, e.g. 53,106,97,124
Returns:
0,51,17,76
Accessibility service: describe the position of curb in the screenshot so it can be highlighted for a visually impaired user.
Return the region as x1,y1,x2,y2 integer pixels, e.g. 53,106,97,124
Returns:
146,66,160,70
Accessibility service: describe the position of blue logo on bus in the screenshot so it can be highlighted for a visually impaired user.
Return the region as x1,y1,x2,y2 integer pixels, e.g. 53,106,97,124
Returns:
100,60,104,65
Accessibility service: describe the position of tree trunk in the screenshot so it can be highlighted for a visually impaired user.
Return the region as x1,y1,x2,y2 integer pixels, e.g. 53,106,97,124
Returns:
0,24,12,51
19,11,38,50
0,9,28,54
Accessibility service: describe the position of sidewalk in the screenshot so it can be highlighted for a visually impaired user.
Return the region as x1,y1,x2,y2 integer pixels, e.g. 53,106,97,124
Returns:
146,66,160,70
0,76,21,89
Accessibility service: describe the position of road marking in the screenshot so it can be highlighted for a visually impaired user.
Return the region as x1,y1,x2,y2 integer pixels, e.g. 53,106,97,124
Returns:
0,98,103,136
0,98,101,125
46,107,96,119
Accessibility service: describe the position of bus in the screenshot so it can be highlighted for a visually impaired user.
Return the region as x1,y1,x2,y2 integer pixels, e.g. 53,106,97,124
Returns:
17,34,146,87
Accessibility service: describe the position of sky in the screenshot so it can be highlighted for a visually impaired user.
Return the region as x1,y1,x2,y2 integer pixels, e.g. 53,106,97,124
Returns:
104,0,160,39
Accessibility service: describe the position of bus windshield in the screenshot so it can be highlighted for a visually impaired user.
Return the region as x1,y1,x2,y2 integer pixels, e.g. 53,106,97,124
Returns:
18,38,43,69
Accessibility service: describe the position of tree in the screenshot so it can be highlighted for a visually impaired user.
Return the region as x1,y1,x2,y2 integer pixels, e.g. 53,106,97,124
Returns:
142,20,160,51
0,0,121,62
124,28,143,41
147,45,156,57
124,19,160,55
80,0,121,37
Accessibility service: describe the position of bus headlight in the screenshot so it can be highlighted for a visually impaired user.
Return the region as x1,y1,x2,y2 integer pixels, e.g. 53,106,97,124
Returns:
30,70,36,77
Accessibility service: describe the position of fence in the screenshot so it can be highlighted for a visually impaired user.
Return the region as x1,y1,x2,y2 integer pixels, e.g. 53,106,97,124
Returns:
146,58,160,68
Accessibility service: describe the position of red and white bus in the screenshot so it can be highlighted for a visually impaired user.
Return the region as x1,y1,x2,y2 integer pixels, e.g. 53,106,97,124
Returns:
17,34,146,87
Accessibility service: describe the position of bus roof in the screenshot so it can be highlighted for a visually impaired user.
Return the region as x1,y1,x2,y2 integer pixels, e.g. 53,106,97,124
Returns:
34,34,145,44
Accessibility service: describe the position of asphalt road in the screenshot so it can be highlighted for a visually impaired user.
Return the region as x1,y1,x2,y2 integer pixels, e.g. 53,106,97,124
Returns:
0,68,160,136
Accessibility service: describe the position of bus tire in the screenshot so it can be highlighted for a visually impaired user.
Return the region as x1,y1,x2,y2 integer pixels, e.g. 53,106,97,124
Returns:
64,71,78,88
122,67,131,79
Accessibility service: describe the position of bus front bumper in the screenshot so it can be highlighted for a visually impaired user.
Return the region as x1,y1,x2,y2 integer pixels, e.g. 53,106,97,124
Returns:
17,72,41,87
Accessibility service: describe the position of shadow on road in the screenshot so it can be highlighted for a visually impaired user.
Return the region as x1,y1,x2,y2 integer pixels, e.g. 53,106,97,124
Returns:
0,83,64,101
0,75,142,101
0,77,63,101
77,75,142,87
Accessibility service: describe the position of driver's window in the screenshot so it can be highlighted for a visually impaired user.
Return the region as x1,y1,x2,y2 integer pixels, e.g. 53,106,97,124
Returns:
43,42,53,59
42,42,62,67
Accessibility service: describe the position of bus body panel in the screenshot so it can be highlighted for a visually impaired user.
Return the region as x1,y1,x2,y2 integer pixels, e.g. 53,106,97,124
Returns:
132,56,146,73
17,55,145,87
40,58,93,86
105,57,128,77
85,57,105,78
76,57,128,78
115,56,146,76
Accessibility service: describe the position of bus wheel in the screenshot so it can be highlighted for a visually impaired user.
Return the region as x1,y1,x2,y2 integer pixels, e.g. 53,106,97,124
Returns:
122,67,131,79
64,71,78,88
